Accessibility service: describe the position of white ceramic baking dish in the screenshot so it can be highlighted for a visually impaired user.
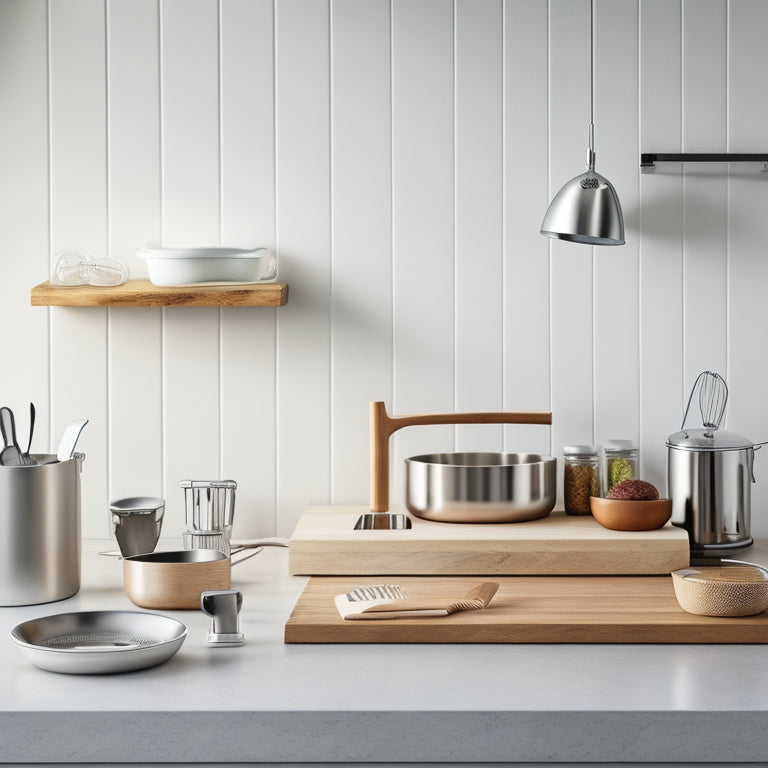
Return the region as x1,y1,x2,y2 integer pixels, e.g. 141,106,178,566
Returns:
137,245,276,286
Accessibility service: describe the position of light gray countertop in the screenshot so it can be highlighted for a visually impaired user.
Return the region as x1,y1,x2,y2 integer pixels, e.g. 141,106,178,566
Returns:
1,539,767,765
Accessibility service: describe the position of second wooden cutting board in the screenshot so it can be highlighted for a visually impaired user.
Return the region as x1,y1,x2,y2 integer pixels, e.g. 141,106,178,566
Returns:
284,574,768,643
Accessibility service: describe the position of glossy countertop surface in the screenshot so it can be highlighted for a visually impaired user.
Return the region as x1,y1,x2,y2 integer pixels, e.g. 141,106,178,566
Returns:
1,539,767,764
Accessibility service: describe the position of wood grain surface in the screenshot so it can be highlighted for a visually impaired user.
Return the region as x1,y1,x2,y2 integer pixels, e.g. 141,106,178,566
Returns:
284,574,768,643
288,506,691,575
30,279,289,307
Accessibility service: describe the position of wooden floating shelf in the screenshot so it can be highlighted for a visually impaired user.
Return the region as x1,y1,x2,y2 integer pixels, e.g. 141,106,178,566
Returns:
30,279,289,308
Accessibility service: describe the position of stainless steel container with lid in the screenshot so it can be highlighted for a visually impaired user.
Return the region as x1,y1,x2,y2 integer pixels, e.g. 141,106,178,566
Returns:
0,454,83,605
667,428,757,556
667,370,764,557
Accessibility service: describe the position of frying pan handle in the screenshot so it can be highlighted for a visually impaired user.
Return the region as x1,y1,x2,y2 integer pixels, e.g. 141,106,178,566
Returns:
369,401,552,513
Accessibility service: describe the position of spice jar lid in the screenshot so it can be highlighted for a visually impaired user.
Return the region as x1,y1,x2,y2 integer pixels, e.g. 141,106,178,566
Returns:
605,439,636,452
563,444,599,456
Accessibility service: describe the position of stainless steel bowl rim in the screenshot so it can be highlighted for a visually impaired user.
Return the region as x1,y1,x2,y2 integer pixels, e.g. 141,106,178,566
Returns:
675,567,768,583
406,452,555,468
110,496,165,513
10,610,188,654
125,549,227,563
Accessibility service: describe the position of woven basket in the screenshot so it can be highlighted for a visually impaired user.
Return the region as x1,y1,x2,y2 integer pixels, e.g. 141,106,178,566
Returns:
671,566,768,617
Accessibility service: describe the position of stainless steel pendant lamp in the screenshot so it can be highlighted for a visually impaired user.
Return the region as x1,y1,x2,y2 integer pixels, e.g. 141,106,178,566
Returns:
540,0,624,245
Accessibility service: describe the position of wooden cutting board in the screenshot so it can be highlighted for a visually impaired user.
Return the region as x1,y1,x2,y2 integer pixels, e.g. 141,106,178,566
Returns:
288,505,690,576
284,575,768,643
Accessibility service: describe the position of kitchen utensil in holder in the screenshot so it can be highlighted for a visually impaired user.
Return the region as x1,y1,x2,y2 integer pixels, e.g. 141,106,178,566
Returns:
179,480,237,556
365,401,553,529
680,370,729,436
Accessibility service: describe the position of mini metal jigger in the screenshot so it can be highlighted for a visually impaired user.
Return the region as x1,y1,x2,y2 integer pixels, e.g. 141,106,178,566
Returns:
200,589,245,646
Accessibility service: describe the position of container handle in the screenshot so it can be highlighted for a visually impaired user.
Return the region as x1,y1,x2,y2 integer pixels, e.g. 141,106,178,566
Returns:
229,547,263,566
369,401,552,513
229,538,289,565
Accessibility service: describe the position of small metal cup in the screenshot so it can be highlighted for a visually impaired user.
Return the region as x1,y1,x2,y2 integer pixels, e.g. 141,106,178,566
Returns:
110,496,165,558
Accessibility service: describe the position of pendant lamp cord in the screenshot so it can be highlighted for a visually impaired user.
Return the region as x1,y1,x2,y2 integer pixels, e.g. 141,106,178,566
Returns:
587,0,596,171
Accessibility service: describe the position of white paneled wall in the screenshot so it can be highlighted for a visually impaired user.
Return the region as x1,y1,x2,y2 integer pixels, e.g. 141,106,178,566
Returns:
2,0,768,540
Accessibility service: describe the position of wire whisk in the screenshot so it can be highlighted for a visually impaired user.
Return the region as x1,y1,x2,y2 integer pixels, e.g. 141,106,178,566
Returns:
680,370,729,436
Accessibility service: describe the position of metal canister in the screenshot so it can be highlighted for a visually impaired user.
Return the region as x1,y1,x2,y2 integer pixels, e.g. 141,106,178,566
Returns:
666,429,756,556
0,454,83,605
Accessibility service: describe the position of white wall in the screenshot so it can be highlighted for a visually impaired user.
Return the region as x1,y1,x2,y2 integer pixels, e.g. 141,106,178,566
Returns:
2,0,768,541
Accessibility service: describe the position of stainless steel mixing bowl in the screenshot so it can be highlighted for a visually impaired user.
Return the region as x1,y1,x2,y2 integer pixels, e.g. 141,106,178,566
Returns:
405,452,556,523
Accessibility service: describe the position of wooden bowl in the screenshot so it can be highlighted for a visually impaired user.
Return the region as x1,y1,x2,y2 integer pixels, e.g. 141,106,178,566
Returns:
671,566,768,617
589,496,672,531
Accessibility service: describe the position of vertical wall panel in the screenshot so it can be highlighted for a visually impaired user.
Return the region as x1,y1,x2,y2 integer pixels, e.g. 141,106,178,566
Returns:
0,0,50,451
220,0,277,538
454,0,503,450
107,0,163,505
548,0,593,498
275,0,332,534
161,0,220,243
108,309,163,503
330,0,393,504
502,0,551,456
593,0,640,448
49,0,109,537
681,0,728,384
106,0,161,277
390,0,455,504
163,307,221,534
727,0,768,528
160,0,221,531
639,0,684,491
220,0,275,249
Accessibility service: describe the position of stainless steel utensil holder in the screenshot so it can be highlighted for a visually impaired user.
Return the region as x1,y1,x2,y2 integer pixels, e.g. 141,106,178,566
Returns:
0,453,83,606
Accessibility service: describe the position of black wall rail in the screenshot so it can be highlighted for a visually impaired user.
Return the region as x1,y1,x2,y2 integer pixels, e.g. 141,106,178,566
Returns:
641,153,768,172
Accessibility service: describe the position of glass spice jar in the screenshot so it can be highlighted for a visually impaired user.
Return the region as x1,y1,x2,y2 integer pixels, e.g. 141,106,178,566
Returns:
604,439,639,495
563,445,601,515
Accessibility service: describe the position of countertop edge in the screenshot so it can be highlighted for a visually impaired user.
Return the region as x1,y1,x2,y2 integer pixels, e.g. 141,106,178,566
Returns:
2,710,768,763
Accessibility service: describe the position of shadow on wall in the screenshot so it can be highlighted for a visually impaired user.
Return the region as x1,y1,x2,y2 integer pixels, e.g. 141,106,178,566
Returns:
638,168,768,245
